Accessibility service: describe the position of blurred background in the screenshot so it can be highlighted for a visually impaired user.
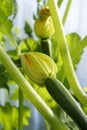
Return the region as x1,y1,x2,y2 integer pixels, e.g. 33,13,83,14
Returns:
0,0,87,130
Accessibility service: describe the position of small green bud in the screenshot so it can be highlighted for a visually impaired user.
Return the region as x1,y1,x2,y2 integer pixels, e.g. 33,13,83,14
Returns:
20,52,57,86
34,7,55,39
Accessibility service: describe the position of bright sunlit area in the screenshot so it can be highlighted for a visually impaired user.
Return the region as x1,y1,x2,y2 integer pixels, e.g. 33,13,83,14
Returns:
0,0,87,130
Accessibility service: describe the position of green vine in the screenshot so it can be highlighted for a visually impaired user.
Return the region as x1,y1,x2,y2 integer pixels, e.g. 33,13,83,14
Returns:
18,89,23,130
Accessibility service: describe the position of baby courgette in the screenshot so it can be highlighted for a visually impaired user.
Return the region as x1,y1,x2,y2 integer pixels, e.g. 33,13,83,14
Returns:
45,78,87,130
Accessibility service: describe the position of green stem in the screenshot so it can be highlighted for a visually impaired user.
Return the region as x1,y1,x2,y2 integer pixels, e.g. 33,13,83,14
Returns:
18,89,23,130
41,39,52,56
48,0,87,106
62,0,72,25
45,121,51,130
0,45,68,130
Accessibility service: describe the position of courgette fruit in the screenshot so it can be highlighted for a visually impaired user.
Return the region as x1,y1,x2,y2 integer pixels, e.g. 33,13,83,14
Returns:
45,78,87,130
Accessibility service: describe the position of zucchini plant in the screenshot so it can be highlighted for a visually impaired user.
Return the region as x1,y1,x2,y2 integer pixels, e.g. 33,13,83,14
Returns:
0,0,87,130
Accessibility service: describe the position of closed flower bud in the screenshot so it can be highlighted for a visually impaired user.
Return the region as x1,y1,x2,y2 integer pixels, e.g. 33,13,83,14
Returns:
34,7,55,39
39,7,50,19
20,52,57,86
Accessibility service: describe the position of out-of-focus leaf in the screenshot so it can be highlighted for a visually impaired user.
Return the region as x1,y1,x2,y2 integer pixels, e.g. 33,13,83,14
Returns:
53,106,79,130
0,103,31,130
34,84,57,108
0,0,17,44
83,86,87,93
65,116,79,130
0,0,13,33
57,0,63,7
19,38,41,53
10,88,19,100
24,21,33,37
51,35,59,62
53,106,66,123
0,32,4,42
7,49,18,59
66,33,87,69
66,33,81,53
56,33,87,89
37,0,42,2
71,35,87,68
23,106,31,126
0,18,13,39
0,64,10,91
7,49,21,67
12,0,18,19
82,85,87,115
0,0,14,18
66,33,81,69
10,88,26,100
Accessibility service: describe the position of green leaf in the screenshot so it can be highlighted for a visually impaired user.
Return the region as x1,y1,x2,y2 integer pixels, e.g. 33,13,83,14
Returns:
24,21,33,37
12,0,18,20
66,33,81,69
33,84,57,108
0,17,13,38
66,33,87,69
0,0,13,32
19,38,41,53
53,106,79,130
0,0,17,46
23,106,31,126
37,0,42,2
51,35,59,62
56,33,87,89
66,33,81,53
0,103,31,130
71,35,87,67
0,64,10,90
7,49,18,59
0,32,4,42
57,0,63,7
10,88,26,100
0,0,14,18
10,88,19,100
65,115,79,130
53,106,66,123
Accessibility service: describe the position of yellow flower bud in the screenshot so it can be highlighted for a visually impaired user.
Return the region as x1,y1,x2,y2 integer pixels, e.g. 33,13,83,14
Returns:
20,52,57,86
34,8,55,39
39,7,50,19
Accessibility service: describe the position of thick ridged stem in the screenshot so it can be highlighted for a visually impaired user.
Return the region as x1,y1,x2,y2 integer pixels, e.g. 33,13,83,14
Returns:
0,45,68,130
48,0,87,106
